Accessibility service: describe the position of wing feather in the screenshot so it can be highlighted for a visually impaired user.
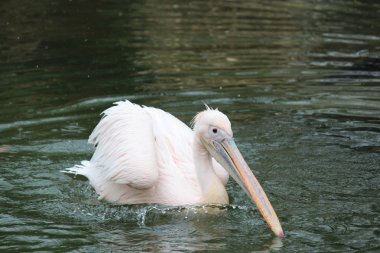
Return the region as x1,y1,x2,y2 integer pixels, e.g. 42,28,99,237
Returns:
89,101,159,189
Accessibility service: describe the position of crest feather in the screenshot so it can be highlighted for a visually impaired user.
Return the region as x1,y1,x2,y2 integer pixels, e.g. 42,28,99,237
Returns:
190,104,220,129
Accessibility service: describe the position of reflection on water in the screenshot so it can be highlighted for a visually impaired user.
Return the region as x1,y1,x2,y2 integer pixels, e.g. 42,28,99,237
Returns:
0,0,379,252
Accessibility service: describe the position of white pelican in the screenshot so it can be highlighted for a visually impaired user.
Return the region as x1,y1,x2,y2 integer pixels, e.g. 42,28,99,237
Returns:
63,100,283,237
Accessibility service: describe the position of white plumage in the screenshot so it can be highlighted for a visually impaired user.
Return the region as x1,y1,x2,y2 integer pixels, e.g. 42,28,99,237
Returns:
64,100,228,205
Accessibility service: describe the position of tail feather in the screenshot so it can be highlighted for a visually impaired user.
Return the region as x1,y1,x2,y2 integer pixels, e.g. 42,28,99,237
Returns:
61,161,91,180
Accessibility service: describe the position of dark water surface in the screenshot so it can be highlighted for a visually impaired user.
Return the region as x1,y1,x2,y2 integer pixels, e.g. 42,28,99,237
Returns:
1,0,379,252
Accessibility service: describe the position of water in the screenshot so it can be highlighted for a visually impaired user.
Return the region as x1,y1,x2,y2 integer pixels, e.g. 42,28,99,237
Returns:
1,0,379,252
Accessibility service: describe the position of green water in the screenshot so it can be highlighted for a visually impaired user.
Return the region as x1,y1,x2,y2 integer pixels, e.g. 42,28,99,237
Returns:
1,1,379,252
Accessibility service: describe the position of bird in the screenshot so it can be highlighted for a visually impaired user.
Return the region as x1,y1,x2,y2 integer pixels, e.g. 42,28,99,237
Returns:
63,100,283,237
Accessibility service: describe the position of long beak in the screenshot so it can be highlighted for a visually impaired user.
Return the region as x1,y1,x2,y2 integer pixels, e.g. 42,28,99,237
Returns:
208,138,284,238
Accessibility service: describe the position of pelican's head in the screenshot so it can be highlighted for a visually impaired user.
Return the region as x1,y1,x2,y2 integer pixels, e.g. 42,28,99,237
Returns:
193,107,284,238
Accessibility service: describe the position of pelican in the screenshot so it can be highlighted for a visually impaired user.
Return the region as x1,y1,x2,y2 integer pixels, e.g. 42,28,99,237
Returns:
63,100,283,237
